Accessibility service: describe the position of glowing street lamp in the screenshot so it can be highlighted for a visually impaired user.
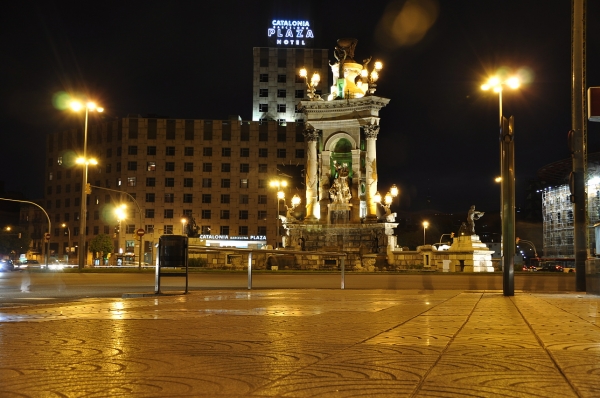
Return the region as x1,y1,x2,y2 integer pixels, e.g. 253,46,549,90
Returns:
61,223,71,263
181,218,187,235
299,68,321,100
70,100,103,270
361,60,383,95
482,73,521,296
269,179,288,248
373,184,399,219
423,221,429,245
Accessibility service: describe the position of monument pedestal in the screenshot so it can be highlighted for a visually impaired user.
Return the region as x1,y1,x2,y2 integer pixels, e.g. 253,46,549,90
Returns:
447,235,495,272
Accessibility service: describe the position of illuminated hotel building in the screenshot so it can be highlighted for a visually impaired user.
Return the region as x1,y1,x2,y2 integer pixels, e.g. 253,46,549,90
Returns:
44,117,307,264
252,19,329,122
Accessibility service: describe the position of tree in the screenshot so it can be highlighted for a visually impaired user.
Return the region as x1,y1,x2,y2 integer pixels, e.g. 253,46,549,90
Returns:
0,227,31,259
89,234,114,260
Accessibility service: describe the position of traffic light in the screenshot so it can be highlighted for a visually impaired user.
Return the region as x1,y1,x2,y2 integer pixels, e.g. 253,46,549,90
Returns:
85,183,92,194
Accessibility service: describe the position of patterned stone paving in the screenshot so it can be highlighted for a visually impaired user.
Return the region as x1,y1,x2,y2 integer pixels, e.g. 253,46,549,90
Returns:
0,290,598,397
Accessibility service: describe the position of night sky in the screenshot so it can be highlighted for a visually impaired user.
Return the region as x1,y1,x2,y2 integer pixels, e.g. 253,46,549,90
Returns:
2,0,600,214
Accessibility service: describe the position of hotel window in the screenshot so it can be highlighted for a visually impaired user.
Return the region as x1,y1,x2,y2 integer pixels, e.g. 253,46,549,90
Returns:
277,74,286,83
258,148,268,157
104,226,109,234
166,146,175,156
117,147,122,156
166,120,176,139
202,178,212,188
258,179,266,188
259,73,268,82
221,179,230,188
221,194,230,204
183,178,193,187
259,104,268,112
277,104,286,113
220,226,229,235
93,226,99,235
240,194,249,204
164,225,173,234
277,89,286,98
48,172,53,181
204,120,213,140
164,209,174,218
277,130,286,142
221,148,231,157
106,164,112,173
203,147,212,156
258,210,267,220
146,193,155,202
240,179,249,188
145,209,155,218
165,162,175,171
277,58,286,68
165,178,175,187
221,163,231,172
295,149,304,158
146,177,156,187
127,177,136,187
241,124,250,141
184,147,194,156
107,148,112,157
295,89,304,99
203,163,212,172
147,146,156,155
257,226,267,236
125,224,135,234
240,148,250,157
128,145,138,155
148,119,157,139
185,120,194,140
183,194,193,203
240,163,249,173
184,162,194,172
116,162,121,172
127,161,137,171
259,89,268,97
239,226,248,235
65,198,70,207
147,162,156,171
258,164,267,173
239,210,249,220
222,122,231,141
201,194,211,204
277,149,286,158
164,193,175,203
183,209,193,218
201,225,211,234
258,195,267,204
117,178,122,186
220,210,230,219
201,210,211,219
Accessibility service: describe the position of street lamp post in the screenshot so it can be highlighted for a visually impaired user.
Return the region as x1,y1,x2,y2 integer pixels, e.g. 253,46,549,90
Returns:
423,221,429,245
482,75,520,296
115,204,126,263
181,218,187,235
269,179,288,248
70,100,103,270
61,223,71,264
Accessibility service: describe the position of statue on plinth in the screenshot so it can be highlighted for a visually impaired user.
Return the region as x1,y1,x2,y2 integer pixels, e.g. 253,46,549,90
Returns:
467,205,484,235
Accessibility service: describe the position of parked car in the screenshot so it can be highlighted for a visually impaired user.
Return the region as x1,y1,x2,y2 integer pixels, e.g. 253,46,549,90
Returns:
537,264,564,272
0,259,14,272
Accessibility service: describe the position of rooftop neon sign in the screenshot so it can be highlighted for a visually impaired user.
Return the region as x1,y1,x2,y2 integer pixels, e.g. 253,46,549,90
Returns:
268,20,314,47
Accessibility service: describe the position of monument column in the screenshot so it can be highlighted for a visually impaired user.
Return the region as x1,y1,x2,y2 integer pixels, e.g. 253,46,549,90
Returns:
364,123,379,221
304,127,320,221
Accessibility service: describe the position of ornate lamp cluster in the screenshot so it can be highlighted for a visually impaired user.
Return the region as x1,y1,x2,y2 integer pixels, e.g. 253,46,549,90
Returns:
299,68,321,100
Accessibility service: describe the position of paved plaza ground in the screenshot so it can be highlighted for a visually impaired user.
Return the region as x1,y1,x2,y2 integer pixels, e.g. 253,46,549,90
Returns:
0,289,599,397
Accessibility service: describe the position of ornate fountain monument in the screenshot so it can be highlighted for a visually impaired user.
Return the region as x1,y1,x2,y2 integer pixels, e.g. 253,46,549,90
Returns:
283,38,396,270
